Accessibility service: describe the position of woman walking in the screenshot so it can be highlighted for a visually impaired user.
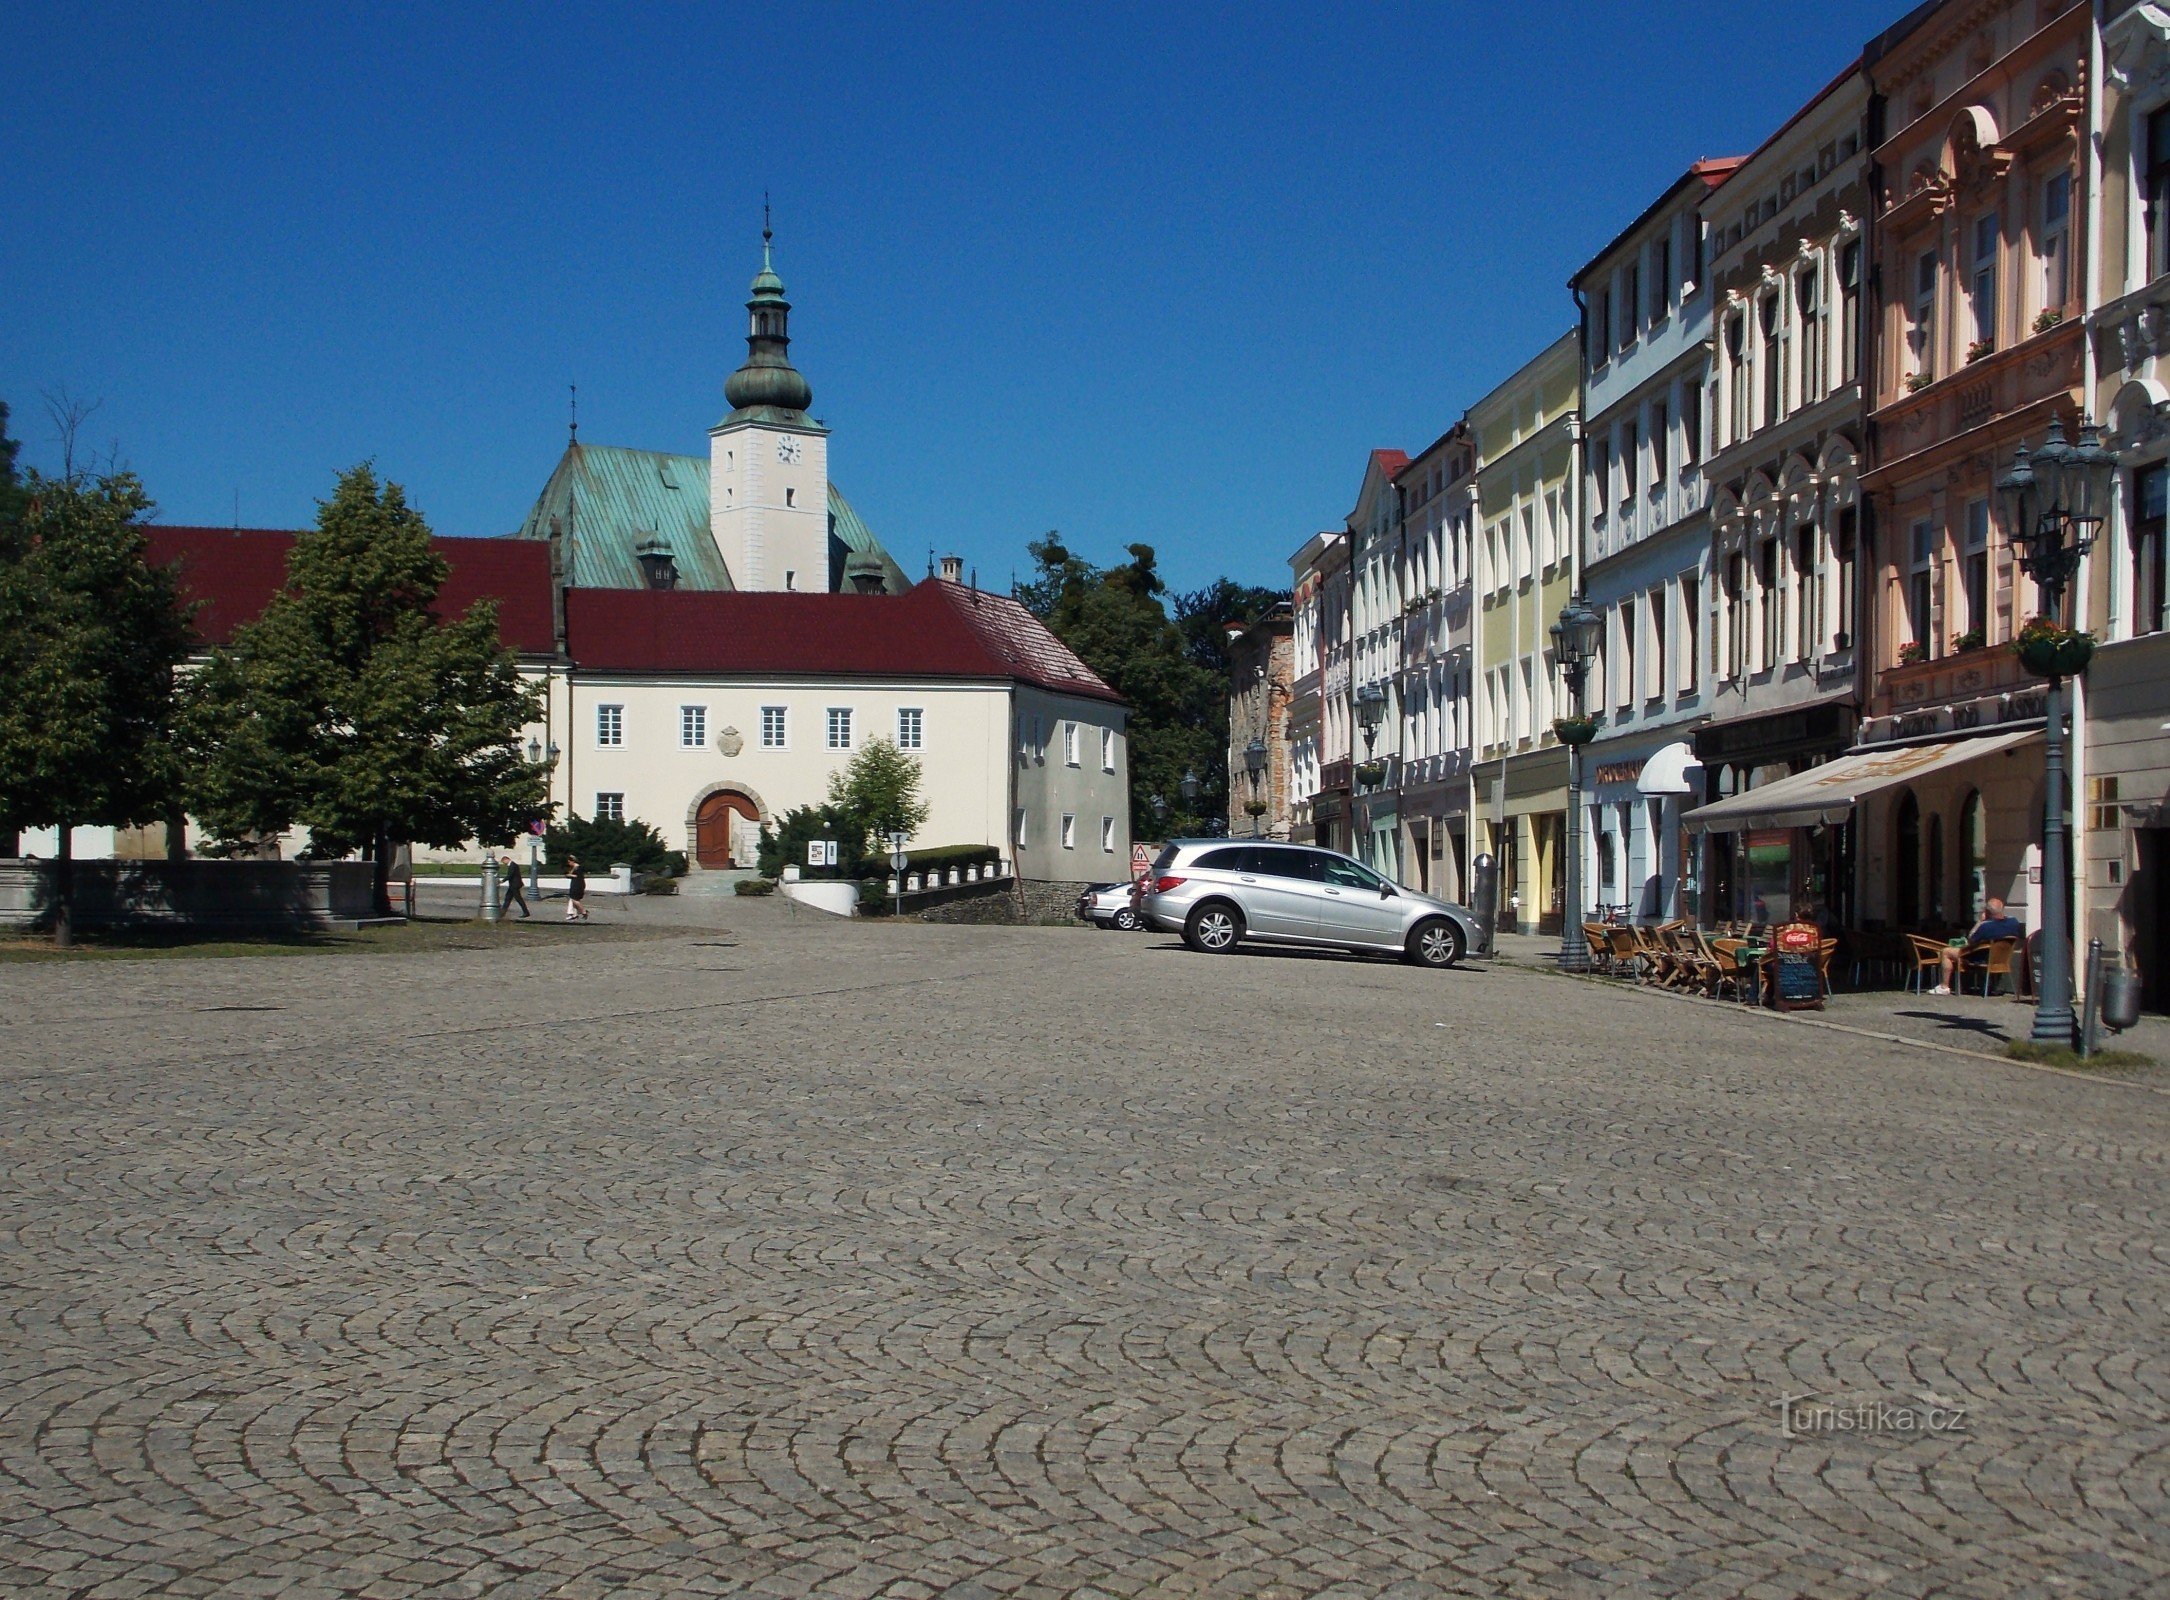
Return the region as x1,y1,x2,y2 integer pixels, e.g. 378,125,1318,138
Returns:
564,856,589,922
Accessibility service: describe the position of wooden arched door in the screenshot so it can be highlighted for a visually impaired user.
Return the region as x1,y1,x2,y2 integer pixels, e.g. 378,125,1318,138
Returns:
695,790,760,869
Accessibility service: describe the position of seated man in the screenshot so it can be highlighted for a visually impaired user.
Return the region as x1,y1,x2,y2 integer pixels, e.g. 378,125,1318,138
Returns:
1930,897,2026,994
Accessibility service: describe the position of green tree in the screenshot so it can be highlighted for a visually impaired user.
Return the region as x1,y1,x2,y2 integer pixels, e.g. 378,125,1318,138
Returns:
826,736,931,848
0,468,192,944
0,402,30,542
1018,536,1223,836
184,464,548,914
756,803,874,880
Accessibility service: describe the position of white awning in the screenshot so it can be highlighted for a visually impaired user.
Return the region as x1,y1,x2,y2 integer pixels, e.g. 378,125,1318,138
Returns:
1637,740,1702,795
1681,728,2040,834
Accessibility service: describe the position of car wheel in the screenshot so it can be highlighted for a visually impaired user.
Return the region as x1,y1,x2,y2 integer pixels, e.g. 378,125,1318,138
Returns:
1112,907,1140,931
1184,901,1244,953
1407,917,1463,969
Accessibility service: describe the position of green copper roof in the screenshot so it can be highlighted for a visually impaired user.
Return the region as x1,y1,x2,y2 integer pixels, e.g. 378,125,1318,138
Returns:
512,441,909,594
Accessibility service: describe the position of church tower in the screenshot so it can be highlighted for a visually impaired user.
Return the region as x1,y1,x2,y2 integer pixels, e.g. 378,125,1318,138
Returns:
709,221,831,591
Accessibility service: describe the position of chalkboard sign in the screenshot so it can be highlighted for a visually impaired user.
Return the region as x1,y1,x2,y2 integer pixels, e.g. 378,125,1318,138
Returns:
1772,921,1824,1011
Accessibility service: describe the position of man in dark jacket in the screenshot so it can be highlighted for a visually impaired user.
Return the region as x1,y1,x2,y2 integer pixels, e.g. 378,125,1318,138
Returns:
502,856,530,918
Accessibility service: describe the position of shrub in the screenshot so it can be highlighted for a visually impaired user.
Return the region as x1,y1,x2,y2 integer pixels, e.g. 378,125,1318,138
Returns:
756,804,875,879
544,813,682,877
733,877,776,896
904,843,1000,871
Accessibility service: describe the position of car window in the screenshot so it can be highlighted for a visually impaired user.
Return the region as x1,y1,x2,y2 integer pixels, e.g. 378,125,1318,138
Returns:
1194,847,1247,871
1150,845,1179,873
1321,856,1385,890
1254,847,1323,881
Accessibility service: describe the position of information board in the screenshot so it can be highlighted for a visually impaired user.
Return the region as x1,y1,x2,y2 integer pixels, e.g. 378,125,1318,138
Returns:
1771,921,1824,1011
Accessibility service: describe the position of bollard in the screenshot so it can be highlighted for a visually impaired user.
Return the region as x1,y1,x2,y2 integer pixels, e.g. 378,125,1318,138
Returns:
480,857,501,924
1469,852,1498,958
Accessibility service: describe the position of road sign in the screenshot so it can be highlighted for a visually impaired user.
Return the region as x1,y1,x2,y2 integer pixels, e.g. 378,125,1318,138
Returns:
1131,842,1153,881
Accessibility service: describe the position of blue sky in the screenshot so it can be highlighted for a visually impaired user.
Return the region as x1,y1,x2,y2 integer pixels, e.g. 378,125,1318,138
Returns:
7,1,1904,595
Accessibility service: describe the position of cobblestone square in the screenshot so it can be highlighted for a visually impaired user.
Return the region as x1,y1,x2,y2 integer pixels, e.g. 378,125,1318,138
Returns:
2,907,2165,1597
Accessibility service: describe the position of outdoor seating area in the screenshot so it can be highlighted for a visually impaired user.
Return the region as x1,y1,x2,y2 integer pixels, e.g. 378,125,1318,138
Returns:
1577,919,2036,1008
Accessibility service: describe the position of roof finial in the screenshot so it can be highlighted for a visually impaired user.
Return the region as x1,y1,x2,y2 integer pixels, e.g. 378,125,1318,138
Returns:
762,191,773,271
568,382,578,445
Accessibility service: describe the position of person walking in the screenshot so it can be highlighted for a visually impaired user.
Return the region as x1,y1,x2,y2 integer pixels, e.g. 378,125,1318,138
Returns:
502,855,530,918
564,856,589,922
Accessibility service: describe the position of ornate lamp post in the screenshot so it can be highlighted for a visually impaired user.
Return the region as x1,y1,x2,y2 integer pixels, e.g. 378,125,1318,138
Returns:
1996,416,2113,1046
525,737,558,901
1243,738,1267,836
1354,683,1388,865
1550,597,1604,972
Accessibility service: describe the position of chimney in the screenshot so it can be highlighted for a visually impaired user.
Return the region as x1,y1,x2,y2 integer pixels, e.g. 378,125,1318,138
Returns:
939,554,964,583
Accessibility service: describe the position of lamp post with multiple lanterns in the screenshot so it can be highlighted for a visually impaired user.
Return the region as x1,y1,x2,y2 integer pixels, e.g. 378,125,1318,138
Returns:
1243,738,1267,836
1550,597,1604,973
525,736,559,899
1995,415,2114,1047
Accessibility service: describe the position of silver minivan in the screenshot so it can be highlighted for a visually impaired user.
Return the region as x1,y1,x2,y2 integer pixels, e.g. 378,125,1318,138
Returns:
1139,840,1482,967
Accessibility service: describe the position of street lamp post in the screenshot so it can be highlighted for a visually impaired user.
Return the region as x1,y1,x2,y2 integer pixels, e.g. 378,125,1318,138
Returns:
1355,682,1387,864
1551,598,1604,973
1997,416,2114,1047
1243,738,1267,836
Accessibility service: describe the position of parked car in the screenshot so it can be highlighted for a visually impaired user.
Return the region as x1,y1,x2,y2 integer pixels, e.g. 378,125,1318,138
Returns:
1139,840,1480,967
1077,881,1143,930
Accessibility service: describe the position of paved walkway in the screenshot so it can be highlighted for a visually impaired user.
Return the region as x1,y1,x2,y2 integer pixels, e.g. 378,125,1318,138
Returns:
2,909,2165,1597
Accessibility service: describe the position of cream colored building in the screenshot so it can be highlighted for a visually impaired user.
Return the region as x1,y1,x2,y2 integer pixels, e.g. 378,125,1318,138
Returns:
1470,332,1581,935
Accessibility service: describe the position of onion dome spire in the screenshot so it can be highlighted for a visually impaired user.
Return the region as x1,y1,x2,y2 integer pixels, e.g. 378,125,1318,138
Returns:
724,207,813,417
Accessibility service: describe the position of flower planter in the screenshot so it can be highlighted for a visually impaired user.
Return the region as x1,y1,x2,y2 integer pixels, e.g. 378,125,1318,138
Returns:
2015,631,2094,678
1552,717,1598,747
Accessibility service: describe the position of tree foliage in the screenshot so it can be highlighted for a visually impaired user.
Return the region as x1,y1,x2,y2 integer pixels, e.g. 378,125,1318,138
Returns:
0,468,191,865
183,464,548,908
826,736,931,848
1016,536,1281,837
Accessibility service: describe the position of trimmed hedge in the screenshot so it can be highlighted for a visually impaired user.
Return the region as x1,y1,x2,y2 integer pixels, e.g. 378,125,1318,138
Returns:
904,843,1000,871
733,877,776,896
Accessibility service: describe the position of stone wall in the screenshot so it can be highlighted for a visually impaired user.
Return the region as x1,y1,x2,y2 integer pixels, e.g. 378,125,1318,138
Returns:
915,878,1100,927
0,859,382,932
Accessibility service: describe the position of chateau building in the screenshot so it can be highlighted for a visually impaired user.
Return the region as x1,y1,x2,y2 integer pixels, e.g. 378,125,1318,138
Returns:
1574,156,1742,925
1686,67,1873,928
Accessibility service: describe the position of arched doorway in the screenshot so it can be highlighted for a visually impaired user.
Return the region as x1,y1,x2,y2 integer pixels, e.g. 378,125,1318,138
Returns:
1896,791,1921,927
694,790,761,869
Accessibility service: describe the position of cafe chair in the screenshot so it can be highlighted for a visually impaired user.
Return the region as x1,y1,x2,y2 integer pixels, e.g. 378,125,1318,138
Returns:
1903,934,1948,994
1582,922,1614,974
1971,936,2017,998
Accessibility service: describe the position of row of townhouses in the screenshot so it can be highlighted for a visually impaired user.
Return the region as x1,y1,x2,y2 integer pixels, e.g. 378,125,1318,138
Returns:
1230,0,2170,1010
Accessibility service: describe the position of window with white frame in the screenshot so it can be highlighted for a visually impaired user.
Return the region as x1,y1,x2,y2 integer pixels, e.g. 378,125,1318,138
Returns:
1061,813,1076,850
1758,538,1780,668
1759,292,1783,427
596,703,624,747
1912,249,1937,379
2135,462,2167,637
595,792,625,823
1798,262,1824,405
1063,721,1079,766
1839,240,1861,384
1909,519,1937,657
680,705,706,748
1100,726,1115,772
1724,312,1748,444
760,705,786,748
1680,573,1700,692
1622,261,1640,346
1651,235,1670,320
1651,399,1668,484
1592,439,1610,514
1621,421,1638,501
826,707,853,749
1616,598,1636,710
1682,382,1701,466
1794,525,1818,662
1649,586,1667,700
1101,815,1115,852
896,707,923,750
1970,214,1999,349
1963,499,1991,643
2040,171,2070,314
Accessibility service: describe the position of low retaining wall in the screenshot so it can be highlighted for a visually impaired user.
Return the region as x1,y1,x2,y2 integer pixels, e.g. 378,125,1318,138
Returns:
0,859,382,932
916,878,1102,927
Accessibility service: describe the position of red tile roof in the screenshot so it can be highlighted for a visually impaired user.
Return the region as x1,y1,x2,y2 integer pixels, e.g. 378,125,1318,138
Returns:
1371,448,1411,480
566,578,1123,704
143,528,1120,704
144,527,559,654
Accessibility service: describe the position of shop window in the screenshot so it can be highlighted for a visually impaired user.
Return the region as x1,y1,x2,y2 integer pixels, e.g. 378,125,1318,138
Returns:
1896,791,1922,927
1961,790,1987,918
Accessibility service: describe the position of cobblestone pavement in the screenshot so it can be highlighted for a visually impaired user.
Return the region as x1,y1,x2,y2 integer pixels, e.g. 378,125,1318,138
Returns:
2,909,2166,1598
